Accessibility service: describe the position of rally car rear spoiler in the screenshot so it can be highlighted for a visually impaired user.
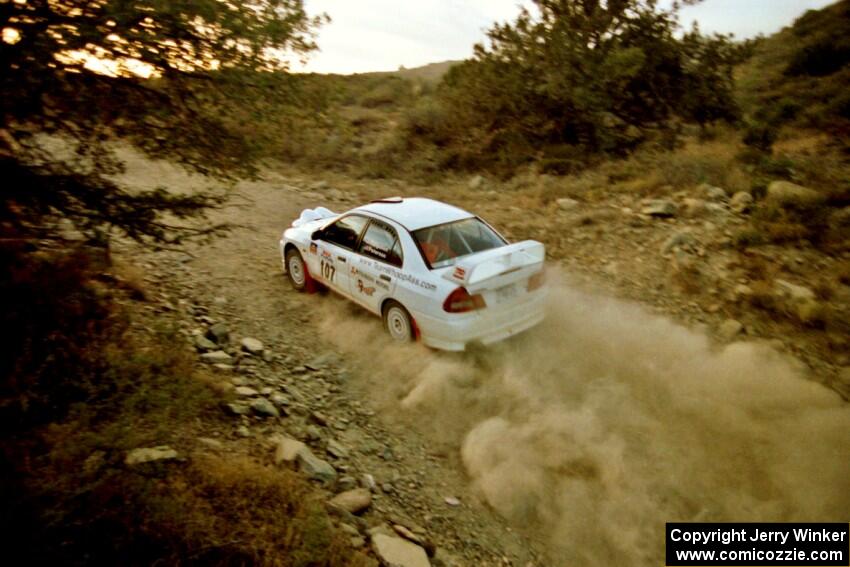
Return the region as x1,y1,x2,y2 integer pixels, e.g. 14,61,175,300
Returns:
442,240,545,292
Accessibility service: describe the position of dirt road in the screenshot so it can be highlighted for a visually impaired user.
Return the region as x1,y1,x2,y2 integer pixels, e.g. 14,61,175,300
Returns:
116,151,850,566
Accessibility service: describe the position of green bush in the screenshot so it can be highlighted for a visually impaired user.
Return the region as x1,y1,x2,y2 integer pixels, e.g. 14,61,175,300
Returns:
785,39,850,77
742,121,778,153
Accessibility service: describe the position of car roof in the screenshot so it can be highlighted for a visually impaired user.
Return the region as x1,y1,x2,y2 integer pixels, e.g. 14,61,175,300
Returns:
353,197,473,231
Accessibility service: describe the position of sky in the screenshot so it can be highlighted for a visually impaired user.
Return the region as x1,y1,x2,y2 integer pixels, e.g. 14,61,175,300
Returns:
298,0,836,74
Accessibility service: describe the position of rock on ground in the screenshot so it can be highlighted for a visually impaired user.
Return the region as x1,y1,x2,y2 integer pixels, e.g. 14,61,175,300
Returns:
371,534,431,567
275,437,308,464
468,174,484,190
641,199,676,218
773,279,823,324
235,386,259,397
194,335,218,352
680,198,706,217
701,184,727,201
251,397,280,418
774,279,815,302
730,192,753,213
125,445,178,466
224,402,250,416
556,197,579,211
718,319,744,341
200,350,233,363
296,447,337,483
328,488,372,515
205,323,229,345
326,439,349,458
241,337,264,355
661,231,697,254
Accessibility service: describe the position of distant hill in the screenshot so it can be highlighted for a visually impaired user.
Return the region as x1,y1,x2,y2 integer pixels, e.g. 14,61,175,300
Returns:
364,60,461,84
736,0,850,130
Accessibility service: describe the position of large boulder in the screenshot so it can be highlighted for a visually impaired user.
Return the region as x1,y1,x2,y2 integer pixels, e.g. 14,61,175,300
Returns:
766,181,824,206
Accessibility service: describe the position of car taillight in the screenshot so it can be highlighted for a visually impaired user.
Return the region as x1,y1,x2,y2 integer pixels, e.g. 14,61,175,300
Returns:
527,269,546,291
443,287,486,313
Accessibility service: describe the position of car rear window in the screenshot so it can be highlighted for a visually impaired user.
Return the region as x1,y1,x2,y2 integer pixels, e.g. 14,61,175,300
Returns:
413,218,506,269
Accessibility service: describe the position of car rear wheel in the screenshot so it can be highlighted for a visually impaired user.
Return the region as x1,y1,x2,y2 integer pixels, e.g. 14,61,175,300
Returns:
285,248,315,292
383,300,414,343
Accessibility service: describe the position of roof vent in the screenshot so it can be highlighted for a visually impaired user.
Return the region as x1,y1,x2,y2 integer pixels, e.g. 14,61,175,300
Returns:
370,196,403,204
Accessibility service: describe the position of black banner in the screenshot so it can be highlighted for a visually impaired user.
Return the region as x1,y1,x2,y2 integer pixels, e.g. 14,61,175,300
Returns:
666,523,849,566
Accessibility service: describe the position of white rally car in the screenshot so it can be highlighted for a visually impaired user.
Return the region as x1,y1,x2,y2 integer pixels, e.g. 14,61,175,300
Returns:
279,197,546,351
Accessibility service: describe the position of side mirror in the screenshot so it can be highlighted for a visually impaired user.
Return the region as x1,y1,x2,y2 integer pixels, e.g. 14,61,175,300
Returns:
311,229,324,241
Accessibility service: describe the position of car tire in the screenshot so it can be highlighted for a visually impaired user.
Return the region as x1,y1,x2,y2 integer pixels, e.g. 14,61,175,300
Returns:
285,248,316,293
383,300,415,343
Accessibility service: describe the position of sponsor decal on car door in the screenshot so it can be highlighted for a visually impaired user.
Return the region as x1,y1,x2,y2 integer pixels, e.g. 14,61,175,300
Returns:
349,219,403,312
350,256,395,312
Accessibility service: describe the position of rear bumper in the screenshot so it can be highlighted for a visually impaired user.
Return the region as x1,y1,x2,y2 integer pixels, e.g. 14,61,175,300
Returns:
412,288,547,351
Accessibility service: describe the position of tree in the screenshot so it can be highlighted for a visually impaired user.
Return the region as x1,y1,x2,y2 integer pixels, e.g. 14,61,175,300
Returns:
678,27,741,129
1,0,326,245
420,0,739,173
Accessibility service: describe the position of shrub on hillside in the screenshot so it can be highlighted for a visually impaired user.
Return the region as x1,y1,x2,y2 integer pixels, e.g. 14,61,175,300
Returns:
0,244,122,431
785,38,850,77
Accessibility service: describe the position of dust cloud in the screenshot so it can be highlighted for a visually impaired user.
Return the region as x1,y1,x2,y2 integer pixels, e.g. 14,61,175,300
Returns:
315,270,850,565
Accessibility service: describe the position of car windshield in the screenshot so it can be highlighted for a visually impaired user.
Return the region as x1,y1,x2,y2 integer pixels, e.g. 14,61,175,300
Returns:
413,217,506,269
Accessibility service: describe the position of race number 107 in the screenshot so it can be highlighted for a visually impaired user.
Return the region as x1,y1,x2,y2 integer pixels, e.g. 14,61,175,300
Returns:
321,260,335,282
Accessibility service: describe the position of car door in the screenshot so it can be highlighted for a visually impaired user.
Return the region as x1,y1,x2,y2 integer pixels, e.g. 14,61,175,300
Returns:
349,218,403,313
312,214,369,296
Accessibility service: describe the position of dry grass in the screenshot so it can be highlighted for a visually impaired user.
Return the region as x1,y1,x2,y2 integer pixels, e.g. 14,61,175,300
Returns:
130,455,374,567
536,171,607,204
594,133,753,199
0,245,373,567
656,138,750,193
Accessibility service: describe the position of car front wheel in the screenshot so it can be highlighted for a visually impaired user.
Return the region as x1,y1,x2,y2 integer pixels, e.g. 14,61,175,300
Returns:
383,300,415,343
285,248,315,292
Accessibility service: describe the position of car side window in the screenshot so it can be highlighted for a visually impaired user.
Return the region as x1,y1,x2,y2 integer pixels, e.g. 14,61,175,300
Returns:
358,220,403,267
321,215,369,250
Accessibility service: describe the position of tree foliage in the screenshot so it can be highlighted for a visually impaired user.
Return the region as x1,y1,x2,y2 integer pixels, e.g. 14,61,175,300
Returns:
410,0,741,174
1,0,325,245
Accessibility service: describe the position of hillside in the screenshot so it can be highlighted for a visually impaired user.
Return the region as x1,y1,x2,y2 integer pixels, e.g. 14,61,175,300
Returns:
736,0,850,132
